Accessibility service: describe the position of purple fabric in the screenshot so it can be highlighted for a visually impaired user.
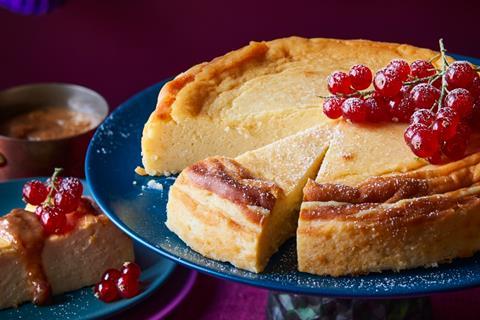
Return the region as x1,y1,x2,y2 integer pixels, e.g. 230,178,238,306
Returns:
0,0,64,15
165,276,480,320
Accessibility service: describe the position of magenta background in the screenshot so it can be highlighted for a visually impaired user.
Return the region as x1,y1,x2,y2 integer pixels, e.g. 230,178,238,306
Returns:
2,1,480,319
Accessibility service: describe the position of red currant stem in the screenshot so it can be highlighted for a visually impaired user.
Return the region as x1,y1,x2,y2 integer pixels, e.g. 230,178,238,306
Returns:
437,38,448,108
45,168,63,205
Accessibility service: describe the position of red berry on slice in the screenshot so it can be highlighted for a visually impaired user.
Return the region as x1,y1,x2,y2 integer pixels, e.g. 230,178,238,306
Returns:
22,180,48,206
121,262,142,279
116,274,140,299
323,97,344,119
469,74,480,98
348,64,372,90
94,280,120,303
404,123,427,145
411,109,435,126
374,68,402,98
327,71,353,95
46,177,63,196
59,177,83,198
54,190,81,213
387,59,411,81
102,269,122,283
432,108,460,141
442,123,471,160
444,88,474,118
409,83,440,110
389,96,416,123
365,96,390,122
427,152,444,165
470,98,480,129
341,97,369,123
409,128,440,158
410,60,436,79
445,61,476,89
39,206,68,235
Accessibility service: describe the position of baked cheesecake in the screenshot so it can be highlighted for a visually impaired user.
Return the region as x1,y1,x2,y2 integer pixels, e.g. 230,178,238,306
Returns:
142,37,438,175
298,150,480,276
0,199,134,309
166,125,331,272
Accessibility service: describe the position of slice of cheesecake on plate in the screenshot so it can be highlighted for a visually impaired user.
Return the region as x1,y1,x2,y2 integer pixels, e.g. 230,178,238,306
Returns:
166,124,332,272
298,124,480,276
0,199,134,309
142,37,438,176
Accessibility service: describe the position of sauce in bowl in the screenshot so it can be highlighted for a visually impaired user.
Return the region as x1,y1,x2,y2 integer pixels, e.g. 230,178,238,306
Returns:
0,107,97,141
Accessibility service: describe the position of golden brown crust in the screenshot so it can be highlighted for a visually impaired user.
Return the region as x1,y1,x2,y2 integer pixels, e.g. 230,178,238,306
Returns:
154,41,269,119
184,157,283,214
303,151,480,206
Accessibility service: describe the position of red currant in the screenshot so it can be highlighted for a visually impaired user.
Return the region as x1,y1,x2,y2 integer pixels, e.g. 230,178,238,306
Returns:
341,97,369,123
102,269,122,283
404,123,427,144
444,88,474,117
442,123,471,160
348,64,372,90
445,61,476,89
469,74,480,98
94,280,120,303
54,190,81,213
116,274,140,299
409,83,440,109
59,177,83,198
470,98,480,129
390,97,416,123
411,109,435,126
39,206,68,235
374,68,403,97
327,71,353,95
365,96,390,122
46,177,63,196
432,107,460,140
409,128,440,158
22,180,48,205
121,262,142,279
323,97,344,119
410,60,436,79
387,59,411,81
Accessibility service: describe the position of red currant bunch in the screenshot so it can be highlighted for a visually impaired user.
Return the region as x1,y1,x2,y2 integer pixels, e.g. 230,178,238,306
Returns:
22,168,85,235
322,39,479,164
93,262,142,302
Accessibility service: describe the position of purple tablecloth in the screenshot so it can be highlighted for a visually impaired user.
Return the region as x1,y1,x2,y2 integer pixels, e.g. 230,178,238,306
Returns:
165,272,480,319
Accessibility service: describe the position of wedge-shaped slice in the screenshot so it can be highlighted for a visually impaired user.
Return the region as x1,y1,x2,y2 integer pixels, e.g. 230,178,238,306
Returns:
166,125,331,272
0,206,134,309
298,151,480,276
142,37,439,175
315,122,428,186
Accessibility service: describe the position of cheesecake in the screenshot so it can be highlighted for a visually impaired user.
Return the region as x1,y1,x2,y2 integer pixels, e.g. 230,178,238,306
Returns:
141,37,438,175
0,199,134,309
298,151,480,276
166,125,331,272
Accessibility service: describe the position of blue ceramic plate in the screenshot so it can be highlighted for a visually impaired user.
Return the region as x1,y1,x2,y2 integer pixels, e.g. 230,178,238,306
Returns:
0,178,175,320
86,55,480,298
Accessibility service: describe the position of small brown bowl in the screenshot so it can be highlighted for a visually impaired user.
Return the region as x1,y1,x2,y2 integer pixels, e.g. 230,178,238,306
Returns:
0,83,109,181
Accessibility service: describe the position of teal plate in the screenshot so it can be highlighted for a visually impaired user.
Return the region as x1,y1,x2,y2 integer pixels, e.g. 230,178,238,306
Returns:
0,178,176,320
86,55,480,298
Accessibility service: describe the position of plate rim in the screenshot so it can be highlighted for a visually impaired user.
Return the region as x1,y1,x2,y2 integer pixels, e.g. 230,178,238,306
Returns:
86,54,480,298
0,177,176,320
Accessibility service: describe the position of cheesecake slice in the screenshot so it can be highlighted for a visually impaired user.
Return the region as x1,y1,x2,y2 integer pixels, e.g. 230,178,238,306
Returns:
298,129,480,276
166,125,332,272
142,37,439,175
0,201,134,309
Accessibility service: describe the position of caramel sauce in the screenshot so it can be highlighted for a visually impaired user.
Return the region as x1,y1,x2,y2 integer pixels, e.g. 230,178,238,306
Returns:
0,209,51,305
0,107,96,141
